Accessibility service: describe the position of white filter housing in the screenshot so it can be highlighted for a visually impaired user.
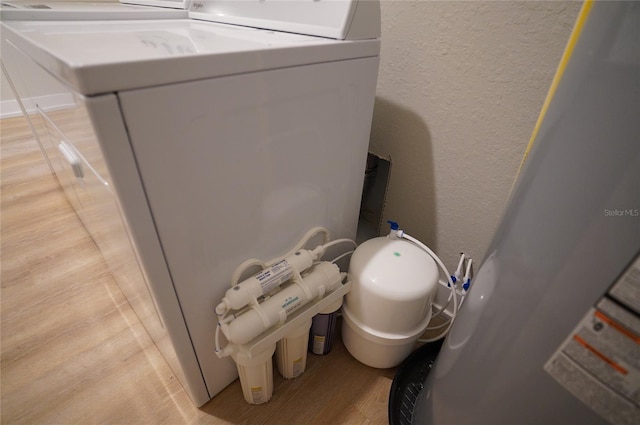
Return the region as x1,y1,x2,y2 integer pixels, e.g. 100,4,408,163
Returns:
275,319,312,379
343,235,439,368
232,344,276,405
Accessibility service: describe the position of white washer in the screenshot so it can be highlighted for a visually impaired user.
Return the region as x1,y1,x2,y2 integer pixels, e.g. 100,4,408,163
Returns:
1,1,380,407
0,1,189,20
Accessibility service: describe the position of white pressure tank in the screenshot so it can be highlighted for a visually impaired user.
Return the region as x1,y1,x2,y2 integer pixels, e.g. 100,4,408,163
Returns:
342,225,439,368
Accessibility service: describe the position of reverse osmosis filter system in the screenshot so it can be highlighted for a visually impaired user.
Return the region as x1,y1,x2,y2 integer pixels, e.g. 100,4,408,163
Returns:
216,224,464,404
215,227,355,404
395,1,639,424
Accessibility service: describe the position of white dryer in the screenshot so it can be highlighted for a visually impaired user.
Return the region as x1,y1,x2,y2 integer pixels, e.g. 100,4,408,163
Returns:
1,0,380,406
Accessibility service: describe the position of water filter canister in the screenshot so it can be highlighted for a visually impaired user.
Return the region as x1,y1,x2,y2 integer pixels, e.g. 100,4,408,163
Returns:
232,344,276,404
216,249,316,314
309,296,343,355
221,262,342,345
342,230,439,368
275,319,312,379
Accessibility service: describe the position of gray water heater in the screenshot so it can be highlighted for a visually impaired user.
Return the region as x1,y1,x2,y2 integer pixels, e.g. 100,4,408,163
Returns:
414,1,640,424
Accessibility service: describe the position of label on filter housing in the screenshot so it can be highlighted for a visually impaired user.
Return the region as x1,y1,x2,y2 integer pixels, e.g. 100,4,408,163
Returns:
256,259,293,294
282,295,304,315
292,357,304,378
544,255,640,425
250,386,264,404
313,335,326,355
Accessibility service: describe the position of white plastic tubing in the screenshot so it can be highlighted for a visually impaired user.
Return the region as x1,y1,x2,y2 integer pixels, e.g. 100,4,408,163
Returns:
396,230,458,342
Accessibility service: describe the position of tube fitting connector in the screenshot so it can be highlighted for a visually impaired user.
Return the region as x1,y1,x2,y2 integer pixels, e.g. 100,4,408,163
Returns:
215,301,228,316
462,279,471,292
387,220,403,239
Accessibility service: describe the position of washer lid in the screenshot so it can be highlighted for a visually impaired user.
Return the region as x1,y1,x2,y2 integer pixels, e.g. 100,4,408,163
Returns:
1,19,379,95
189,0,380,40
120,0,189,10
0,1,188,20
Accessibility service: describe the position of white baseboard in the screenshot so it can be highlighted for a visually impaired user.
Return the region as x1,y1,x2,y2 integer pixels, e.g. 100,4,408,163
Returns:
1,93,76,120
1,99,23,119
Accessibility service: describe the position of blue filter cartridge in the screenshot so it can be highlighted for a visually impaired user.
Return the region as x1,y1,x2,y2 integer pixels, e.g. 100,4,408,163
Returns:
309,297,343,355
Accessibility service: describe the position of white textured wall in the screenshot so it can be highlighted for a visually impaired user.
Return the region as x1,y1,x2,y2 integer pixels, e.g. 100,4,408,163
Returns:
370,1,581,269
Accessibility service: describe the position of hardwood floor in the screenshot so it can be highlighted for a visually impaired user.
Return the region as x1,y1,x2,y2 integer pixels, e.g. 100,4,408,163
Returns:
0,116,395,424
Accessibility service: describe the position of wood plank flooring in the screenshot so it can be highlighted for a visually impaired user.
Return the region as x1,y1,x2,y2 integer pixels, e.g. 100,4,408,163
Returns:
0,116,395,424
